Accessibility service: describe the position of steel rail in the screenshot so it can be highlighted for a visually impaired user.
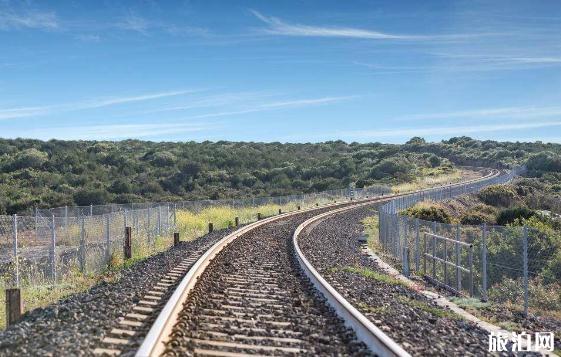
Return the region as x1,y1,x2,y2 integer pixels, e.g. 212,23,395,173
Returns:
293,201,411,357
135,168,502,356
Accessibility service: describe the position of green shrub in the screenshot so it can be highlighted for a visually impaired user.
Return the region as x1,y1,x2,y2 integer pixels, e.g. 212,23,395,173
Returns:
478,185,517,207
460,213,488,225
526,151,561,173
542,249,561,284
496,207,536,225
404,203,452,223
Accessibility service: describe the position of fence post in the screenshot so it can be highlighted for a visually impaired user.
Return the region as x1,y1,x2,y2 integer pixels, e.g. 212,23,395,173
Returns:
79,216,86,273
105,214,111,264
443,238,448,286
147,208,152,244
50,215,56,281
90,204,93,216
481,223,488,301
173,204,177,227
124,227,132,260
208,222,214,233
5,288,22,326
34,207,38,241
523,226,529,317
157,206,162,236
455,224,461,292
12,215,19,288
235,217,239,227
415,218,420,272
469,245,474,297
64,206,68,234
257,213,262,221
432,234,436,279
174,232,180,246
396,216,402,259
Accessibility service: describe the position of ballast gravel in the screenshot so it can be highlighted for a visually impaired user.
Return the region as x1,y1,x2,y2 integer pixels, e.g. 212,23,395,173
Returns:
297,204,495,356
164,211,371,356
0,228,234,357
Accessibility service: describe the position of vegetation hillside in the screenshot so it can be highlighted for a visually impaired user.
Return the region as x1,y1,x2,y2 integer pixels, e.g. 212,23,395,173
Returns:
1,136,560,215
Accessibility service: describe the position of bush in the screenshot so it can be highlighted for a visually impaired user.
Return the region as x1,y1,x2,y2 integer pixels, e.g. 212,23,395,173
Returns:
369,158,415,181
496,207,535,225
73,189,111,206
10,148,48,170
478,185,517,207
460,213,488,225
526,151,561,172
542,250,561,284
428,154,441,168
404,203,452,223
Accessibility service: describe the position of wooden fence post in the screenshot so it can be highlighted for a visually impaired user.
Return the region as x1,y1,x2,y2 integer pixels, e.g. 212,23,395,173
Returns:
174,232,180,246
6,288,22,326
124,226,132,260
235,217,239,227
208,222,214,233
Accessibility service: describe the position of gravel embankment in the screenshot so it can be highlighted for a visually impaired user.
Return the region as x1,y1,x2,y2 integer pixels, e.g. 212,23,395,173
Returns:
0,228,234,356
298,204,494,356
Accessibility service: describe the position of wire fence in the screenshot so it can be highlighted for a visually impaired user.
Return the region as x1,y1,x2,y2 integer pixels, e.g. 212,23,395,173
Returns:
0,185,391,292
377,167,559,316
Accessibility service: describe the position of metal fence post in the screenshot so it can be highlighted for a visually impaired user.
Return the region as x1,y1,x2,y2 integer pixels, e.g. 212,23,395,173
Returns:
105,214,111,265
173,203,177,227
481,223,488,301
157,206,162,236
12,214,19,288
147,207,152,244
79,216,86,273
455,224,461,292
50,215,56,281
64,205,68,235
523,226,529,317
90,204,93,216
415,218,420,272
34,207,38,241
469,245,474,297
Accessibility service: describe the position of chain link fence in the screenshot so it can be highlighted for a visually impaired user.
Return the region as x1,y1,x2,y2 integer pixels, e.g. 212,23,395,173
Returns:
377,167,559,316
0,185,391,293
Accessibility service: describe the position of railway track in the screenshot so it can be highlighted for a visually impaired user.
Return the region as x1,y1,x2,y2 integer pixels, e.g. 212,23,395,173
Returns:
102,169,500,356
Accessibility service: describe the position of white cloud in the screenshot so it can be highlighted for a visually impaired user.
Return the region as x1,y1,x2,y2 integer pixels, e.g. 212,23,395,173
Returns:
250,10,488,41
0,3,58,30
340,121,561,140
117,13,149,34
17,122,218,140
398,106,561,121
0,89,198,120
189,95,354,119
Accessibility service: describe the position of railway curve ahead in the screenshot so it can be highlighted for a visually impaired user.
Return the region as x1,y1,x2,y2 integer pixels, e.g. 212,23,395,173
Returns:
136,169,502,356
136,198,407,357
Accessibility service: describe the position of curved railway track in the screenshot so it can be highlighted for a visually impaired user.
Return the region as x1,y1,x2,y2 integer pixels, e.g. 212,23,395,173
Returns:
128,169,500,356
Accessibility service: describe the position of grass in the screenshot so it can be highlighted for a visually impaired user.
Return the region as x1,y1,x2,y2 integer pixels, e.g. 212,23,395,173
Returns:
392,168,463,194
342,266,408,287
362,215,380,253
397,295,461,320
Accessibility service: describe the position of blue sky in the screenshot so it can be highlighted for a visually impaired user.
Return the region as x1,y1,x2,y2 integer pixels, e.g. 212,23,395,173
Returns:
1,0,560,143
